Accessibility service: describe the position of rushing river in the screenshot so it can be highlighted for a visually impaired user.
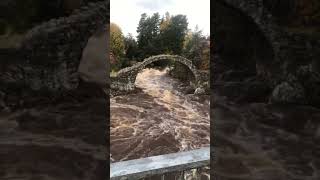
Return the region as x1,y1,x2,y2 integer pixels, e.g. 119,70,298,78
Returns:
110,68,210,162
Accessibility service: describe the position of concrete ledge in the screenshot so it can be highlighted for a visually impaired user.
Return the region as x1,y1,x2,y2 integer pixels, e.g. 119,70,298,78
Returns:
110,147,210,180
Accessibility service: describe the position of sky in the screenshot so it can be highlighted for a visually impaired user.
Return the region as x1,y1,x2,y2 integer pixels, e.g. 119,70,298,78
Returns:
110,0,210,38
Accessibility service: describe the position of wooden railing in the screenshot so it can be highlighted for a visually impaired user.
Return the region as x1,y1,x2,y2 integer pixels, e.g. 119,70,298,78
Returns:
110,147,210,180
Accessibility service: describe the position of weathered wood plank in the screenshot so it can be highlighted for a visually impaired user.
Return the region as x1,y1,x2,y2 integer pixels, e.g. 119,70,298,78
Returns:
110,147,210,180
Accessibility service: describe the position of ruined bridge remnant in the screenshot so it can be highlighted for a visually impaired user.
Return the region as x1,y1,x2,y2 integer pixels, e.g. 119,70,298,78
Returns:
111,54,202,92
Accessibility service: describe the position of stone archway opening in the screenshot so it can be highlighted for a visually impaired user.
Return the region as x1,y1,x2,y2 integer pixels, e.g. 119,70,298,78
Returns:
213,1,275,102
112,55,200,93
213,1,275,82
78,26,108,87
135,59,197,87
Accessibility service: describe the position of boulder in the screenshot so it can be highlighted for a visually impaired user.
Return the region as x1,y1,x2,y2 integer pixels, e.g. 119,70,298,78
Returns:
270,81,306,104
194,87,205,95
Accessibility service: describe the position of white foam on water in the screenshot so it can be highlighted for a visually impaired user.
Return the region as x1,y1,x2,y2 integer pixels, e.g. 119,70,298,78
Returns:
110,68,210,161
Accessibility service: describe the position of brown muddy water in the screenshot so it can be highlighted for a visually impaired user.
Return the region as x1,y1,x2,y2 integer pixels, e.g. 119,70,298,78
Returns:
110,68,210,162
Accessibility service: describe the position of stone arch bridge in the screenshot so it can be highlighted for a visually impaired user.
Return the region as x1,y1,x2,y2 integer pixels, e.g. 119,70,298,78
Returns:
214,0,318,87
0,1,109,94
1,0,309,96
0,0,278,94
111,55,204,91
214,0,283,84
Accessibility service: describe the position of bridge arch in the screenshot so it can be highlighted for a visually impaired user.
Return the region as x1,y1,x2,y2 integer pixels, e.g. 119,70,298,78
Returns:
18,1,109,92
118,55,199,81
214,0,283,84
215,0,281,55
112,55,201,91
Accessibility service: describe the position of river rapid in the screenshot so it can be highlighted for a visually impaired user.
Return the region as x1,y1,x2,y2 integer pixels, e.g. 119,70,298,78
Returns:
110,68,210,162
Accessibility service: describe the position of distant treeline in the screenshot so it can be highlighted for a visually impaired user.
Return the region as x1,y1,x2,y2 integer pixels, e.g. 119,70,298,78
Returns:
110,12,210,72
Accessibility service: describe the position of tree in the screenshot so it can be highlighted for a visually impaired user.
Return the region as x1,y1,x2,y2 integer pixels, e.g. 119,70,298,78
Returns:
199,36,210,70
183,26,202,65
110,22,125,71
158,14,189,79
136,13,161,59
159,14,188,55
182,26,210,70
136,13,188,58
160,12,171,31
124,33,138,60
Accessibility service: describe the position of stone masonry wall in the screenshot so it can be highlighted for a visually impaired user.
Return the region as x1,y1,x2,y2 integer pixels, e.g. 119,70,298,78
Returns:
216,0,320,106
111,55,201,92
0,1,109,95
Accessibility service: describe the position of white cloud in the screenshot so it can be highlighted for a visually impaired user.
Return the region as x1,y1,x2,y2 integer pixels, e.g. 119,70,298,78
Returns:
110,0,210,38
136,0,174,11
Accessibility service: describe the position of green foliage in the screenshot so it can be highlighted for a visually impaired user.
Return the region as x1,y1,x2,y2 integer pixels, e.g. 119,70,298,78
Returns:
135,12,189,69
115,11,209,71
159,14,188,55
124,33,139,60
110,23,125,71
183,26,203,67
136,13,161,59
182,26,210,70
159,12,171,31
